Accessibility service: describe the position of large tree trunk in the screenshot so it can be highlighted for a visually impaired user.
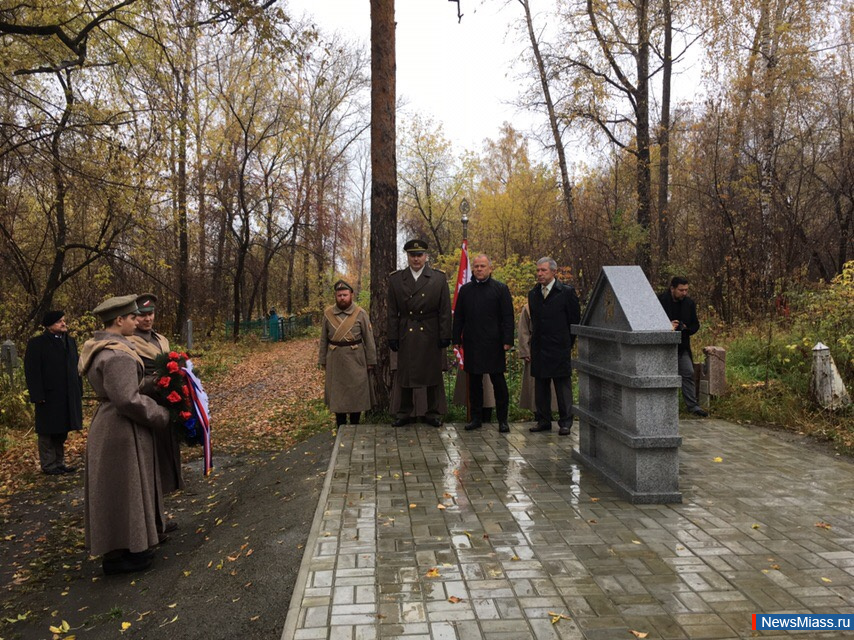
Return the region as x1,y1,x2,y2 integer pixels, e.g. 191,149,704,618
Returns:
370,0,398,410
634,0,652,275
28,71,74,332
656,0,672,274
518,0,575,234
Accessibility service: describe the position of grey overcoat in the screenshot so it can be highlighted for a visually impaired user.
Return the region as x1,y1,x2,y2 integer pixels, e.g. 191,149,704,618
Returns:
79,332,170,556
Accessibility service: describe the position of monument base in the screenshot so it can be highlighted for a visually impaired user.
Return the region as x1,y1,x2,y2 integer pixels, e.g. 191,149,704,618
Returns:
572,448,683,504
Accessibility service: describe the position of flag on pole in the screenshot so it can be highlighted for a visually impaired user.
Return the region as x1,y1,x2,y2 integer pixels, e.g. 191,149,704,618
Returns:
452,238,470,369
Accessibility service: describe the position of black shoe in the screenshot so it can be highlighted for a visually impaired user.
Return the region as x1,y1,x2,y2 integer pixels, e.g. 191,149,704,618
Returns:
164,520,178,533
558,425,571,436
498,422,510,433
42,468,64,476
423,417,441,428
59,465,77,473
690,408,709,417
103,552,152,576
529,423,552,432
464,420,482,431
391,417,412,427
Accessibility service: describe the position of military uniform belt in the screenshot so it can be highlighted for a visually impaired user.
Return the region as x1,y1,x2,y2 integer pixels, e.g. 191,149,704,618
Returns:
329,338,362,347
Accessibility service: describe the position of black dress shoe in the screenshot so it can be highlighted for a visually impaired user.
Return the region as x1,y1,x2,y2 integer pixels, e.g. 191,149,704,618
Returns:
498,422,510,433
558,425,571,436
691,408,709,417
391,417,412,427
529,423,552,432
423,417,441,427
42,468,64,475
464,420,482,431
103,552,152,576
59,465,77,473
164,520,179,533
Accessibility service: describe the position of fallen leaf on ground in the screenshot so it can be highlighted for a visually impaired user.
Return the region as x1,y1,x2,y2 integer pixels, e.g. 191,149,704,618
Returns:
448,596,463,603
629,631,649,638
425,567,440,578
712,457,723,462
815,521,832,529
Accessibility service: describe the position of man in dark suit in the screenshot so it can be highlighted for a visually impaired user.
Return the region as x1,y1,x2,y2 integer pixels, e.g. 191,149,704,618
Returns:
525,257,581,435
24,311,84,474
452,254,514,433
658,276,708,417
388,239,452,427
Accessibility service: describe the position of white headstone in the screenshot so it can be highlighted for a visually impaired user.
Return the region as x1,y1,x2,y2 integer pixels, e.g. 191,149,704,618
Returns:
810,343,851,410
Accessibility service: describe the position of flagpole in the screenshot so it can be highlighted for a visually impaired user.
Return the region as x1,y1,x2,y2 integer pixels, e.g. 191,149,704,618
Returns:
460,199,470,422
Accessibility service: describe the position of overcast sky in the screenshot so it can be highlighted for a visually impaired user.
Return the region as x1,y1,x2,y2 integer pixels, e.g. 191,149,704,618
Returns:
284,0,707,172
285,0,541,155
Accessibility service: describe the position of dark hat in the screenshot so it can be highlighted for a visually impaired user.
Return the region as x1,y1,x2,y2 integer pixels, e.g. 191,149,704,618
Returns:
92,294,139,323
41,310,65,327
403,239,429,253
136,293,157,314
333,280,353,292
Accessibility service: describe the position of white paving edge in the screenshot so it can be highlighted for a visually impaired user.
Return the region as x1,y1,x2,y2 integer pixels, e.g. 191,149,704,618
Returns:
279,426,343,640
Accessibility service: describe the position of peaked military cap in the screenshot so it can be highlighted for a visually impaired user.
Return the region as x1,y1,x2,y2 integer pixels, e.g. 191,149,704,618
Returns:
403,238,429,253
136,293,157,314
92,294,139,323
333,279,353,292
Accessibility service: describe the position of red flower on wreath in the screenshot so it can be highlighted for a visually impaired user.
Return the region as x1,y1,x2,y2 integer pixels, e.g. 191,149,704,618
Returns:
157,376,171,388
180,352,189,359
166,391,182,404
166,361,180,373
169,351,180,360
179,411,192,421
182,385,189,396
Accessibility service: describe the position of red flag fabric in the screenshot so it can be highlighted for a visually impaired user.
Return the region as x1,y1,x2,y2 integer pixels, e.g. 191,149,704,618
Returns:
452,239,470,369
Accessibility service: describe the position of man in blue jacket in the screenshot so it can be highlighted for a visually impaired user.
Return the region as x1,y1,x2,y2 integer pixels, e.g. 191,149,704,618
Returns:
525,257,581,435
24,311,83,474
658,276,708,417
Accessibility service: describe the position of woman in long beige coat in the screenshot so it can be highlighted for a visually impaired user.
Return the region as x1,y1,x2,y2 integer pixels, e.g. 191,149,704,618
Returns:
79,295,170,575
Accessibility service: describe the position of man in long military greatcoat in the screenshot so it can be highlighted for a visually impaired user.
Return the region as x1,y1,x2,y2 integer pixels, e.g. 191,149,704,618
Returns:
388,239,452,427
24,310,83,475
452,254,514,433
127,293,182,537
319,280,377,426
79,294,170,575
525,257,581,436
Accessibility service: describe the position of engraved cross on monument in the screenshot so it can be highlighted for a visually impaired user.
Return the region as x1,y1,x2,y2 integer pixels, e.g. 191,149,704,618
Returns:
572,266,683,503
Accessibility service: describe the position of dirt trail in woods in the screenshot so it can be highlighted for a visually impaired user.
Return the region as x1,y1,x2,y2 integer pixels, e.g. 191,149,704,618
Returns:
0,337,335,640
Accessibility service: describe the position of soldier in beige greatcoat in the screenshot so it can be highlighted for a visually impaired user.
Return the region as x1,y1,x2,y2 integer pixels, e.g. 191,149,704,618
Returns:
79,295,170,575
127,293,182,537
319,280,377,426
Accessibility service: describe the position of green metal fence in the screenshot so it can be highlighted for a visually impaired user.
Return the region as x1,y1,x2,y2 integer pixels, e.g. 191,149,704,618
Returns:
225,313,314,341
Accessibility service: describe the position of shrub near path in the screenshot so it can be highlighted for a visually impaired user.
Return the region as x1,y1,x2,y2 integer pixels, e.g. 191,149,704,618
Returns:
0,337,335,640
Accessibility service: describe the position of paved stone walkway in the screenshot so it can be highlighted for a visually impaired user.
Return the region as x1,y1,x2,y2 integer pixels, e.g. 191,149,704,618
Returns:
280,419,854,640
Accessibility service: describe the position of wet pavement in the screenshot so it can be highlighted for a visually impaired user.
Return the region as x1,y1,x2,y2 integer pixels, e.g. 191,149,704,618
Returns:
280,419,854,640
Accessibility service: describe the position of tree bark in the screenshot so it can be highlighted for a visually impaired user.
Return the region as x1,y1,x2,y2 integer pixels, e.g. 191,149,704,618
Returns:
518,0,574,234
634,0,652,275
656,0,672,274
370,0,398,410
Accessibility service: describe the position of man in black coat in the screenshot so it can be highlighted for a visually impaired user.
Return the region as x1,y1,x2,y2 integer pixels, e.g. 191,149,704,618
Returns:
452,254,514,433
24,310,84,474
525,257,581,435
658,276,708,417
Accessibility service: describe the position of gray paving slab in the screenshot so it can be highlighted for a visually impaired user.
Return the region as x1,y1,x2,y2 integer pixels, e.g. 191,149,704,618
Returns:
281,419,854,640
